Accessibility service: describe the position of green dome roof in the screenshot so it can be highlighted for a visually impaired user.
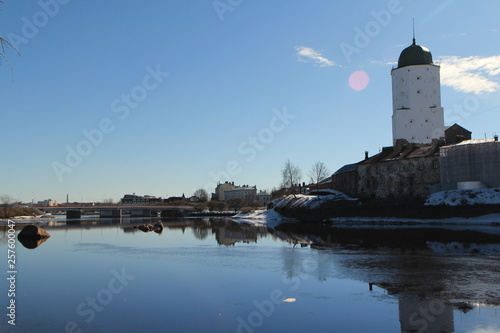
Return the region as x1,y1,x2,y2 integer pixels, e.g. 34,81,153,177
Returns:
397,39,433,68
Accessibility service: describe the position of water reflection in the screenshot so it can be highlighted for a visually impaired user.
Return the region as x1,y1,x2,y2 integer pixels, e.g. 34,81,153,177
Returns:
399,296,454,333
1,217,499,332
274,222,500,333
17,236,50,249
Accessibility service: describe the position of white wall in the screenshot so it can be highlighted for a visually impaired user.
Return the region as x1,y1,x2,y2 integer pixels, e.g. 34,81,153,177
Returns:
392,64,444,144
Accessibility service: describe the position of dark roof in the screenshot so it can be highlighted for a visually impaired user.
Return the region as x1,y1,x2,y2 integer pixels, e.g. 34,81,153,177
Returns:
445,123,472,134
333,163,358,175
398,38,433,68
319,176,332,184
361,142,440,164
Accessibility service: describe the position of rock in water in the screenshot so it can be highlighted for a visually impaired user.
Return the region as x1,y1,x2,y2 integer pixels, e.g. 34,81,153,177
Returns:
18,225,51,239
17,225,51,249
137,224,154,232
154,222,164,234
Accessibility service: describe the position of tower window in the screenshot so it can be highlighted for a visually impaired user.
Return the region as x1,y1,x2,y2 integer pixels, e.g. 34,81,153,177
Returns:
417,89,422,94
409,119,414,123
416,76,421,80
425,119,429,123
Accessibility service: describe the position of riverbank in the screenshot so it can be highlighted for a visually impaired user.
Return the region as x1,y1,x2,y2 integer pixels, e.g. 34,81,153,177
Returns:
267,189,500,222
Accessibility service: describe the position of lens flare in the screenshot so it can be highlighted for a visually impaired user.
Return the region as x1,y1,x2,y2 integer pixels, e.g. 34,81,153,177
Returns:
349,70,370,91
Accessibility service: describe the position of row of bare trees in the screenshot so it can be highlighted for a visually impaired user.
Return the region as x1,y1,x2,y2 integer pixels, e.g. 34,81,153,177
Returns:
280,160,330,196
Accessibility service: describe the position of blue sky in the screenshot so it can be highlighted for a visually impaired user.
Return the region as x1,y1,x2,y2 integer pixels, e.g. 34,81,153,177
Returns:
2,0,500,203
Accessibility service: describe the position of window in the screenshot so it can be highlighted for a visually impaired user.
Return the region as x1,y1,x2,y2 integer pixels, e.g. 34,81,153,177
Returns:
419,163,424,170
416,76,421,80
417,89,422,94
433,161,439,169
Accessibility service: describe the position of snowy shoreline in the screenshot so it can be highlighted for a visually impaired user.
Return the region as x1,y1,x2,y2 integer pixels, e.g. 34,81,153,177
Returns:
232,209,500,232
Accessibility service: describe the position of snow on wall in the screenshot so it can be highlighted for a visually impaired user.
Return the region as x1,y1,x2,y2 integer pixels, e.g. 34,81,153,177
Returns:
272,191,356,210
425,188,500,206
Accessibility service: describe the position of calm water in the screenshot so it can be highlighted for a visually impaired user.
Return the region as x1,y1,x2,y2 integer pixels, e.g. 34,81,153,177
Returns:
1,217,499,333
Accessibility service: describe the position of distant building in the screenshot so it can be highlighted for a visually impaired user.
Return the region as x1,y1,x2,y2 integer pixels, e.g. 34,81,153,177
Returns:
164,194,187,203
224,186,257,203
36,199,58,206
256,191,271,206
212,181,236,201
121,194,162,205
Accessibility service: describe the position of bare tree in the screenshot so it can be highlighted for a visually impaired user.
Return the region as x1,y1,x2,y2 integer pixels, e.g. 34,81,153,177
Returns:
227,197,244,212
308,161,330,196
102,198,114,204
193,188,209,202
1,27,21,70
281,159,302,196
0,194,16,218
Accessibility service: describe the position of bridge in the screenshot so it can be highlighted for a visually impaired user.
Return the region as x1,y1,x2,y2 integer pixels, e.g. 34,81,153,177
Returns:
37,205,195,219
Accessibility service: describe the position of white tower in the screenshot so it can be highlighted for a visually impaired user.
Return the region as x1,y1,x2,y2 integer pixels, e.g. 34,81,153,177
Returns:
392,37,444,145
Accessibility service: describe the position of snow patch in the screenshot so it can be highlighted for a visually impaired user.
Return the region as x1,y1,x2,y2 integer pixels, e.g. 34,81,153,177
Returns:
273,191,356,210
425,188,500,206
232,209,298,227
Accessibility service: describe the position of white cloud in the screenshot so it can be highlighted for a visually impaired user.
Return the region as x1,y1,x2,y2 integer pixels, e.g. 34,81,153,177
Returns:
441,32,467,39
467,326,500,333
439,55,500,94
295,46,335,67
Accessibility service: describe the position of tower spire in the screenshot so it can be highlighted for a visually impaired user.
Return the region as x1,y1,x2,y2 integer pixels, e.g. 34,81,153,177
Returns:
412,18,416,45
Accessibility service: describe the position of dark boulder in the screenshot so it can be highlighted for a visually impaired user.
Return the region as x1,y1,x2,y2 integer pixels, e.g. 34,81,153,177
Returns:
153,222,163,234
17,225,51,249
18,224,51,239
135,222,163,234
